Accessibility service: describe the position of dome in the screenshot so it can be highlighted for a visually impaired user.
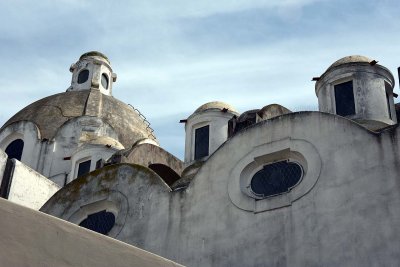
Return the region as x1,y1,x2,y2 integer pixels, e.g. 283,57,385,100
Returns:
79,51,110,64
193,101,238,115
327,55,373,71
0,90,156,148
259,104,291,120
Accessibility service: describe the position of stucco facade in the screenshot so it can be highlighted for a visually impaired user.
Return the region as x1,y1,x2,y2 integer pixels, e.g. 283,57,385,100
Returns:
1,52,400,266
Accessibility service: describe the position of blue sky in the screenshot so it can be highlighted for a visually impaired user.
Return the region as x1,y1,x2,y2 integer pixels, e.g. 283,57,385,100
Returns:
0,0,399,159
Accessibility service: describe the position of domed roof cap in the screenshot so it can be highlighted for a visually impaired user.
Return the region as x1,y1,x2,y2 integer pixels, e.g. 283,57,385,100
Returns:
327,55,373,71
259,104,291,120
79,51,110,64
194,101,238,114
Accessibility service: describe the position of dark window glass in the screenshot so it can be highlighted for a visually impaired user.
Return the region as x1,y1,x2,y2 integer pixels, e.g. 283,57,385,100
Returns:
77,69,89,84
5,139,24,161
79,210,115,235
95,159,103,170
194,125,209,160
77,160,91,178
251,161,303,198
101,73,109,89
385,82,392,119
334,81,355,116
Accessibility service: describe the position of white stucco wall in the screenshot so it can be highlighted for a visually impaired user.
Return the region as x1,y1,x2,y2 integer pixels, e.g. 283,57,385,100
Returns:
8,160,60,210
0,198,183,267
43,112,400,267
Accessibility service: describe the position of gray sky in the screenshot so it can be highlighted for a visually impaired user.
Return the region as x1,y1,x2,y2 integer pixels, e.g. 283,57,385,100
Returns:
0,0,399,159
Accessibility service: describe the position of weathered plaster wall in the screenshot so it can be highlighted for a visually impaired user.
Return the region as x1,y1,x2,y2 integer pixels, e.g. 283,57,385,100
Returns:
8,160,60,210
0,149,7,186
42,112,400,267
124,143,184,175
0,198,183,267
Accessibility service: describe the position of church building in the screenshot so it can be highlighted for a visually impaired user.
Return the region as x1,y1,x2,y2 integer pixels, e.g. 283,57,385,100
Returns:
0,52,399,266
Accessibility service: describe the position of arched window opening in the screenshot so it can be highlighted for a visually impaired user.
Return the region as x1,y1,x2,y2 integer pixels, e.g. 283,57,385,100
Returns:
5,139,24,161
79,210,115,235
101,73,109,89
250,160,303,198
149,163,181,186
77,69,89,84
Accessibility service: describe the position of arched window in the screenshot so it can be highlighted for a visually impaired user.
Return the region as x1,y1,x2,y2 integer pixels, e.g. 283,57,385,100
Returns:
77,69,89,84
5,139,24,161
101,73,109,89
79,210,115,235
250,160,303,198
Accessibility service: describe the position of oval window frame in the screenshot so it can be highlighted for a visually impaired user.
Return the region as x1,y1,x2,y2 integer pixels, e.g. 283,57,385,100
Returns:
77,69,89,84
248,160,304,199
228,138,322,213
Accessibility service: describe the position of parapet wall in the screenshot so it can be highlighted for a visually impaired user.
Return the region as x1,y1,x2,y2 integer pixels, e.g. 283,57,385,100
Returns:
0,197,184,267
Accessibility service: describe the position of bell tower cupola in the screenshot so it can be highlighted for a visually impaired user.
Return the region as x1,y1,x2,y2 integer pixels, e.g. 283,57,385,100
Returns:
67,51,117,96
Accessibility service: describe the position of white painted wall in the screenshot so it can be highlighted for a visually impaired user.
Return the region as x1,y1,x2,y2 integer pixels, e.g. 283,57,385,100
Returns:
8,160,60,210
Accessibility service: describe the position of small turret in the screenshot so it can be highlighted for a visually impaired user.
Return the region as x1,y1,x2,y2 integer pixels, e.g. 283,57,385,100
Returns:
183,101,238,163
67,51,117,96
315,55,396,130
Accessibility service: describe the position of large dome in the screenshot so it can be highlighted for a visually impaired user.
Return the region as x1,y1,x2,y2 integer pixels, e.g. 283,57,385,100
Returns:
0,90,156,148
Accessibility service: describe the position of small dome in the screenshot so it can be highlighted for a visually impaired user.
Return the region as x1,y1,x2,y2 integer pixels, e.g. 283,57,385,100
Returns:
327,55,373,71
259,104,291,120
79,51,110,64
194,101,238,115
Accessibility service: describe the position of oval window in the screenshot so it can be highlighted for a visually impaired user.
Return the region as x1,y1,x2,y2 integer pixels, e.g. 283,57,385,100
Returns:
250,160,303,198
77,69,89,84
101,73,109,89
79,210,115,235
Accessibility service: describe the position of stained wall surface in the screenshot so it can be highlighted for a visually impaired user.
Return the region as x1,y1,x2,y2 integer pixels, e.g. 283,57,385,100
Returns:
8,160,61,210
0,198,183,267
42,112,400,267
